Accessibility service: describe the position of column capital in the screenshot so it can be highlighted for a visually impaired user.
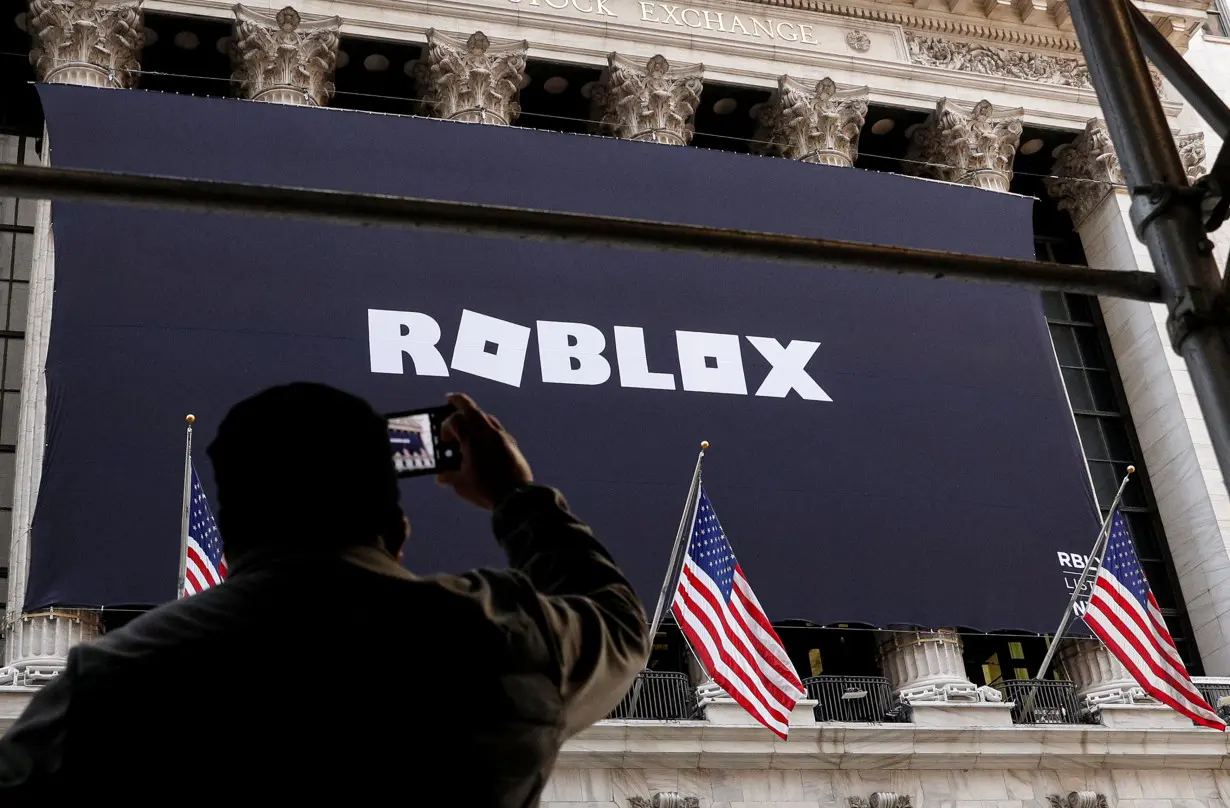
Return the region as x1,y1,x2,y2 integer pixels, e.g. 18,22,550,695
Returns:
27,0,144,88
591,54,704,146
753,77,869,168
416,30,528,125
905,99,1024,192
1045,119,1122,229
231,5,341,106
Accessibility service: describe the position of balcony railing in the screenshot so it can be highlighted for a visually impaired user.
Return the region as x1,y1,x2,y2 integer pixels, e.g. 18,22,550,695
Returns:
803,675,910,723
1194,677,1230,723
1002,679,1097,725
606,670,699,721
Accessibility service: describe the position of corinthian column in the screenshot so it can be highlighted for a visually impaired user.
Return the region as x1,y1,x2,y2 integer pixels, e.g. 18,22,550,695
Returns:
753,77,868,168
1045,121,1230,677
416,31,528,125
591,54,704,146
27,0,144,88
231,6,341,107
905,99,1024,192
878,630,984,703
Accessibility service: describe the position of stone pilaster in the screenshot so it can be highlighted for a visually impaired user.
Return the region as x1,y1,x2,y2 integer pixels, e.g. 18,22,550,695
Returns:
415,31,528,125
1046,120,1230,676
753,77,868,168
1,129,102,684
27,0,144,88
591,54,704,146
1059,639,1149,708
878,630,982,702
231,6,341,107
904,99,1023,192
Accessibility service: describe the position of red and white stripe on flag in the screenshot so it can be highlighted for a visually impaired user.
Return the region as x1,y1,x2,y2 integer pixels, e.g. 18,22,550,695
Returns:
183,538,226,597
1084,510,1224,730
670,488,806,739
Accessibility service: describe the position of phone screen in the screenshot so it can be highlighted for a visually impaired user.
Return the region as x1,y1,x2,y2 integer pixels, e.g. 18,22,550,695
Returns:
386,405,460,478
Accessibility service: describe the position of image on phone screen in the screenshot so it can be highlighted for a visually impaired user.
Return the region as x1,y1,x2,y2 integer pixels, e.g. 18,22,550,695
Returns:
388,413,437,474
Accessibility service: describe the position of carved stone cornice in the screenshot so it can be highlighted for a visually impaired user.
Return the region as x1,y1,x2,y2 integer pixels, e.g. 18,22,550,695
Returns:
906,32,1090,88
1046,120,1205,228
753,77,868,168
27,0,144,88
905,98,1024,193
737,0,1204,52
848,794,912,808
231,5,341,106
905,32,1166,96
415,30,528,125
1047,793,1110,808
591,54,704,146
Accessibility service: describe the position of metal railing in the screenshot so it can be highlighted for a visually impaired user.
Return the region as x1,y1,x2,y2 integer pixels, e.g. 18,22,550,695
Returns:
1002,680,1098,725
606,670,699,721
803,676,910,724
1194,677,1230,723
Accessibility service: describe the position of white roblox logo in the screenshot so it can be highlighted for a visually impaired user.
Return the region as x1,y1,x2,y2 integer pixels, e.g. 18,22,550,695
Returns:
367,308,834,401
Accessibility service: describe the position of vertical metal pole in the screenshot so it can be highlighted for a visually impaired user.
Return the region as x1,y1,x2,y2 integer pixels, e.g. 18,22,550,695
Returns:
1068,0,1230,495
177,414,195,599
1019,470,1133,719
627,441,708,719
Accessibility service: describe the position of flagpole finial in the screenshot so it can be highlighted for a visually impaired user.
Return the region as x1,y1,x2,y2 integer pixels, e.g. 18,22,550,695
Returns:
185,414,196,425
700,441,710,450
1128,465,1136,474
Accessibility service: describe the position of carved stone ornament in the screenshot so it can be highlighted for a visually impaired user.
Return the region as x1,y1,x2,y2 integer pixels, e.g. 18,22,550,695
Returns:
905,32,1165,97
848,793,913,808
1045,119,1121,228
1047,120,1204,228
753,77,868,168
1047,793,1110,808
27,0,144,88
628,794,700,808
416,30,528,125
906,32,1091,88
1177,131,1207,182
231,6,341,106
905,98,1023,193
591,54,704,146
845,30,871,53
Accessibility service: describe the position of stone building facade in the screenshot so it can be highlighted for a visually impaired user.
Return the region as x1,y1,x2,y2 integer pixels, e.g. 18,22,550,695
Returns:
2,0,1230,804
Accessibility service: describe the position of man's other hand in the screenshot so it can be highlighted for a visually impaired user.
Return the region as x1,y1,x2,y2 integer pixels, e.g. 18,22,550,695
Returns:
437,393,534,511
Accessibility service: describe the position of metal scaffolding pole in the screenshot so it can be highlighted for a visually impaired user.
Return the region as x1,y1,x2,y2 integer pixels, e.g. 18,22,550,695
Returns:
0,162,1163,301
1067,0,1230,497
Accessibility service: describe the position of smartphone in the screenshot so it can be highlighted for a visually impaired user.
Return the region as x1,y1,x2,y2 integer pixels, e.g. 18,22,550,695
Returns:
386,404,462,478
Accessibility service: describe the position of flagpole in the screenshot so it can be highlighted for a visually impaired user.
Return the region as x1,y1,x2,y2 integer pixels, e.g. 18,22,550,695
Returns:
626,440,708,719
176,414,195,600
1020,465,1134,717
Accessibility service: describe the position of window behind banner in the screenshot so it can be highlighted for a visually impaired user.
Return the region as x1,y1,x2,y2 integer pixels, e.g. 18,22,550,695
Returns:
1036,236,1201,674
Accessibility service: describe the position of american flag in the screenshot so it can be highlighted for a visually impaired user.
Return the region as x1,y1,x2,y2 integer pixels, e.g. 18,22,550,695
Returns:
671,487,806,738
1083,509,1224,730
183,464,227,597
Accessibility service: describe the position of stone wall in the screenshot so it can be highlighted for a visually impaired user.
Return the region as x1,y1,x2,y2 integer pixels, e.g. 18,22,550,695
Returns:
543,767,1230,807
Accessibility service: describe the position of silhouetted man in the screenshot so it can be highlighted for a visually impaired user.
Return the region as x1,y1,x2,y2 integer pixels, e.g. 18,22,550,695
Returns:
0,385,650,802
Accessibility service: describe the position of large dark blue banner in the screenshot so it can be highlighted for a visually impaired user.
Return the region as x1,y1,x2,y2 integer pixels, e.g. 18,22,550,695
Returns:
29,84,1098,631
